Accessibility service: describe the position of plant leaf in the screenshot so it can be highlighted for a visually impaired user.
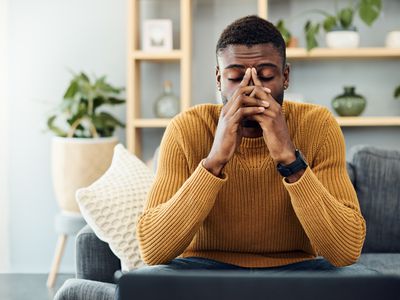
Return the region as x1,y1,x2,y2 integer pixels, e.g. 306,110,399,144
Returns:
304,21,320,51
359,0,382,26
79,72,90,82
63,80,78,99
96,111,125,127
339,7,354,29
323,15,337,32
104,97,125,105
276,19,292,46
95,76,123,94
47,115,67,137
394,85,400,99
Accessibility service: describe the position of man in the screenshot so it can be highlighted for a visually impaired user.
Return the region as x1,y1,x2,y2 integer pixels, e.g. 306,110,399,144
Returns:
136,15,369,273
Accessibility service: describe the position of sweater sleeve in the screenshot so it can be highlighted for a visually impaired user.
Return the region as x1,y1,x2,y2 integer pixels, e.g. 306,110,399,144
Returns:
136,121,227,265
283,114,366,267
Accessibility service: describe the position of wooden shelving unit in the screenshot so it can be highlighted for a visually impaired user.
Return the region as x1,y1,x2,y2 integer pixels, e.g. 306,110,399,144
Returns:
133,118,171,128
287,47,400,60
336,117,400,127
126,0,400,158
131,50,183,61
127,0,192,157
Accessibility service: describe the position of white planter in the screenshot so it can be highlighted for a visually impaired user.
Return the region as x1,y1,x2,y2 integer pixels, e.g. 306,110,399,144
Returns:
326,30,360,49
51,136,118,213
385,31,400,48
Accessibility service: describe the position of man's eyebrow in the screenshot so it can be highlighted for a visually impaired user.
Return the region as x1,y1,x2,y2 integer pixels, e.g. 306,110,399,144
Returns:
224,63,278,70
256,63,278,70
224,64,245,70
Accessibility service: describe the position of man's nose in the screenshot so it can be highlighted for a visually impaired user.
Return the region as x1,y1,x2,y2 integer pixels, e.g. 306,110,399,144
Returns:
248,78,254,86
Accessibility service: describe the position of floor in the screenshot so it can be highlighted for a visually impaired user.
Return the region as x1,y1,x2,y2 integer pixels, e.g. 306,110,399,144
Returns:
0,273,74,300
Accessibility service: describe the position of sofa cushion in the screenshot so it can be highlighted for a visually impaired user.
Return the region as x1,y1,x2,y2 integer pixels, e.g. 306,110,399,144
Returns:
76,225,121,283
350,145,400,253
76,144,154,270
54,279,116,300
359,253,400,275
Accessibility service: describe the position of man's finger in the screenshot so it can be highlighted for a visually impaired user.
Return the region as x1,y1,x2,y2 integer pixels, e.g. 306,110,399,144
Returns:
239,68,252,88
249,86,269,101
224,85,254,112
251,68,263,87
231,106,266,124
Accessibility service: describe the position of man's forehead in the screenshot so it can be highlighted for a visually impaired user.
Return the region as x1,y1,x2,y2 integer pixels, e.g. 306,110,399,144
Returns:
218,44,281,69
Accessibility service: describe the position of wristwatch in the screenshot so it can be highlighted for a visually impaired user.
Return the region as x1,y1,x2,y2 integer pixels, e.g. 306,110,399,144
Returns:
277,149,308,177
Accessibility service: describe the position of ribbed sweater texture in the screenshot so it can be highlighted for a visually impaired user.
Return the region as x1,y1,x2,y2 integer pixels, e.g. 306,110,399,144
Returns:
137,100,366,268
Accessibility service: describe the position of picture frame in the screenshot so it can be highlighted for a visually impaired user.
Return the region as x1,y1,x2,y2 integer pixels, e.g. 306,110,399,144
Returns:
142,19,173,52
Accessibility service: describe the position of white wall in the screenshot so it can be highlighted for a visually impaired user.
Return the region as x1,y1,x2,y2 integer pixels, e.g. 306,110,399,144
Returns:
0,0,10,273
8,0,127,272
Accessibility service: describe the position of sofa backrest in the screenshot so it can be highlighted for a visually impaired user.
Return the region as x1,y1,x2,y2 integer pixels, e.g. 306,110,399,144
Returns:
348,145,400,253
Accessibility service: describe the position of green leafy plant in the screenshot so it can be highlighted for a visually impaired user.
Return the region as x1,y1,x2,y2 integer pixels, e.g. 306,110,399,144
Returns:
395,85,400,99
47,72,125,138
304,0,382,50
276,19,292,46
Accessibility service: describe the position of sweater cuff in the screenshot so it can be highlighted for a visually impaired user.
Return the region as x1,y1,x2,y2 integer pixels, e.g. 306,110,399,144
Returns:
197,158,228,184
282,166,325,209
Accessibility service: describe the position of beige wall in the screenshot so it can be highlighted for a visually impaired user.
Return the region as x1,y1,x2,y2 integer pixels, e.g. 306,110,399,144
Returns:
0,0,10,272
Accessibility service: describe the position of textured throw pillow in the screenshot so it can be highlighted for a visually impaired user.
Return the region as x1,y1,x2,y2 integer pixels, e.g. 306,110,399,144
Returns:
76,144,154,270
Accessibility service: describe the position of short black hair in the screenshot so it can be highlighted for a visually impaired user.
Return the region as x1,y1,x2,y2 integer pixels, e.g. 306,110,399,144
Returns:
216,15,286,67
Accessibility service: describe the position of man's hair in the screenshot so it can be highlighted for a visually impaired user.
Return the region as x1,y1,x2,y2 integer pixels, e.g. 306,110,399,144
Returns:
216,15,286,67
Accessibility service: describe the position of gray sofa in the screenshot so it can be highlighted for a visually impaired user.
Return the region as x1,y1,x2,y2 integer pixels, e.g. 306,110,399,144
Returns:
54,145,400,300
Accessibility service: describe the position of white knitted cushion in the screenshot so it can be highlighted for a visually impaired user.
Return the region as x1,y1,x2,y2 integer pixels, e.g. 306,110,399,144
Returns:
76,144,154,270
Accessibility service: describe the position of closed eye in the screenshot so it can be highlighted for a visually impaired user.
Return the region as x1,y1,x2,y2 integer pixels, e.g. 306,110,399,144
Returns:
259,77,274,81
228,78,243,82
228,77,274,82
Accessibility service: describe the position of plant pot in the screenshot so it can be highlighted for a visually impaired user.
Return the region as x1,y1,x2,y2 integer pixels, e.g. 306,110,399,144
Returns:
332,86,366,117
51,136,118,213
385,31,400,48
326,30,360,48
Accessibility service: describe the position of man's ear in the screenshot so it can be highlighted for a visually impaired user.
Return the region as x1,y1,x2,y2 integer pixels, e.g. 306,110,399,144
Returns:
216,65,221,91
283,63,290,89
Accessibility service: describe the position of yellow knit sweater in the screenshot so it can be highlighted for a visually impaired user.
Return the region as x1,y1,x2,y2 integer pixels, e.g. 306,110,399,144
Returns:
137,100,366,268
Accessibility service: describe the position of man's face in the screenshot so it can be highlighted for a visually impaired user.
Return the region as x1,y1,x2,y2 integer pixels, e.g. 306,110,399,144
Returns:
216,43,289,107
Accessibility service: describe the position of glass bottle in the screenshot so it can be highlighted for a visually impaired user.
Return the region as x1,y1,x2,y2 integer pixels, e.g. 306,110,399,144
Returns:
153,80,180,118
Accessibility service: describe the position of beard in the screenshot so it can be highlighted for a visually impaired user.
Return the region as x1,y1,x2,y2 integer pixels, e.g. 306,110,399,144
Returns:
221,89,284,128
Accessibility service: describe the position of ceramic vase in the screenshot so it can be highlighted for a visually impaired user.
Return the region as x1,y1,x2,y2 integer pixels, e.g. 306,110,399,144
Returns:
332,86,366,116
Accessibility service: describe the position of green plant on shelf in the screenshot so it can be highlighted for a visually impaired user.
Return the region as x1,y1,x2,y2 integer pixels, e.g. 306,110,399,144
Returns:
303,0,382,50
395,85,400,99
276,19,292,46
47,72,125,138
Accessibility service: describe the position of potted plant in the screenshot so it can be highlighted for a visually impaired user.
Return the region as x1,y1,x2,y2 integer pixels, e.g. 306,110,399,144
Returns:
304,0,382,50
47,72,125,213
276,19,298,48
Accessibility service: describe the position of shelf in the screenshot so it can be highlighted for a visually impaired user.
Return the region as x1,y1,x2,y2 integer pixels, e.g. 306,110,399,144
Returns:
336,117,400,127
132,50,183,61
132,117,400,128
287,48,400,60
133,118,171,128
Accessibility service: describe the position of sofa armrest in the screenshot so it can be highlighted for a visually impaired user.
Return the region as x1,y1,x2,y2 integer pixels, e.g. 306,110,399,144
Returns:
76,225,121,283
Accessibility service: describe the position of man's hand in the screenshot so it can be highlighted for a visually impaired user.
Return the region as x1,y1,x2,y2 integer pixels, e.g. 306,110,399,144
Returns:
203,68,270,176
248,68,297,166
